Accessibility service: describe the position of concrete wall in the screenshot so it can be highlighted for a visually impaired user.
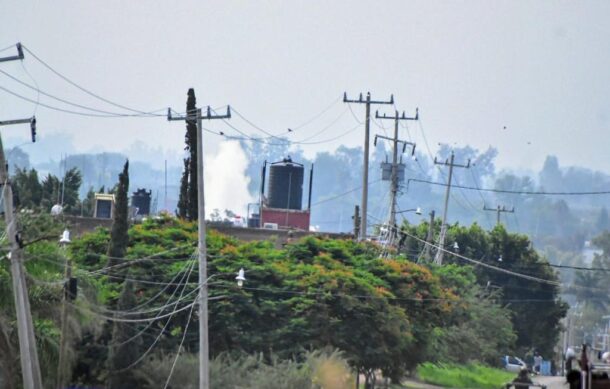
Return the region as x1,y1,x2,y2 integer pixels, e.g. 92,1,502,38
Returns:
63,216,352,248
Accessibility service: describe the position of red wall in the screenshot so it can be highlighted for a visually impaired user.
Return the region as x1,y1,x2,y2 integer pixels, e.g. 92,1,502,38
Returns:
261,208,310,230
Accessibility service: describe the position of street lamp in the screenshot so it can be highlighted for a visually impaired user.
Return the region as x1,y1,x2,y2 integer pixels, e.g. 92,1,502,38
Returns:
498,255,503,262
397,207,422,215
57,229,72,389
235,268,246,288
453,241,459,251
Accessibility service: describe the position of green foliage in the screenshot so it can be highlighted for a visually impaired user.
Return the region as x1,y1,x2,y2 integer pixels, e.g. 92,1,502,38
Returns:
416,362,515,389
107,160,129,268
177,157,189,219
135,350,354,389
81,187,96,217
401,221,566,359
12,167,43,209
186,88,198,221
40,215,553,387
107,280,142,388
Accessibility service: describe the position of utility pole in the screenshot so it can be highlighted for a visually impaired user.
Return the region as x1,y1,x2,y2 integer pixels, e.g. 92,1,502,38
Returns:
483,204,515,226
374,109,417,244
168,104,230,389
433,151,470,265
0,43,43,389
0,128,42,389
343,92,393,241
0,42,23,63
56,230,72,389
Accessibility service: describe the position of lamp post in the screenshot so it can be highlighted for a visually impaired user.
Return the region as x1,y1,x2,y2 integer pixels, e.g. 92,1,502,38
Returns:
396,207,422,215
236,268,246,288
56,230,72,389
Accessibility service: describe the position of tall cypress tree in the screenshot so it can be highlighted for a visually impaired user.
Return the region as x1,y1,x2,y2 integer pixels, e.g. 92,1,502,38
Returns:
107,160,129,268
177,88,198,220
107,279,141,388
186,88,198,220
177,157,189,218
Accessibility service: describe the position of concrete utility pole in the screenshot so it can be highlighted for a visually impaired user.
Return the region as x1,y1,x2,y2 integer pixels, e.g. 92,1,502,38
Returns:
0,43,43,389
0,129,42,389
483,204,515,226
433,151,470,265
343,92,393,241
0,42,24,63
374,109,417,244
168,104,230,389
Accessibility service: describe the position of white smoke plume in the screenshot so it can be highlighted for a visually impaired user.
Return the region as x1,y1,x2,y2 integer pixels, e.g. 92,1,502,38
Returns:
204,141,254,220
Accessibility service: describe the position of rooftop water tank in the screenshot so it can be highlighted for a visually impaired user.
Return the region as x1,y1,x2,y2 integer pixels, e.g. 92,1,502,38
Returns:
131,188,152,216
267,157,304,210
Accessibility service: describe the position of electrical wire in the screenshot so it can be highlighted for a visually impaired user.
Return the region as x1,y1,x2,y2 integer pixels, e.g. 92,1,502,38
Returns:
0,43,17,53
18,63,40,116
408,178,610,196
290,96,342,131
310,178,382,207
469,167,495,229
0,85,166,118
366,212,563,286
22,45,166,116
112,261,197,371
162,294,198,389
0,69,163,117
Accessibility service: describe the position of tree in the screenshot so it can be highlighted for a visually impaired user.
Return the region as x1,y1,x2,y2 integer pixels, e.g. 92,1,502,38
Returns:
186,88,198,220
81,187,96,217
539,155,563,192
596,207,609,232
107,280,141,388
12,168,43,209
107,161,129,268
177,157,189,218
61,167,83,215
40,173,61,210
176,88,198,221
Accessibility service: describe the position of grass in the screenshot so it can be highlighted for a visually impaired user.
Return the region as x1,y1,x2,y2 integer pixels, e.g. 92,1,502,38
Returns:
416,362,516,389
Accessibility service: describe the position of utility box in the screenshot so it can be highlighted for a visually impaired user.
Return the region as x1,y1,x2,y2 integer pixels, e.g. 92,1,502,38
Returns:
94,194,115,219
381,162,405,182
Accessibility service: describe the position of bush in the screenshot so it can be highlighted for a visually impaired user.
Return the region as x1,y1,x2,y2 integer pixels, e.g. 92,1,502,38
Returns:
135,349,354,389
416,362,515,389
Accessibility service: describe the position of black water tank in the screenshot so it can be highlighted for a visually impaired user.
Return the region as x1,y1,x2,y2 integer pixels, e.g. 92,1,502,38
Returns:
267,157,304,210
131,188,152,216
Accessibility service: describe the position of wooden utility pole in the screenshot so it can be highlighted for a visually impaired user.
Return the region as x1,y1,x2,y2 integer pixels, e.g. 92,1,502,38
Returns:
483,204,515,226
0,43,42,389
168,104,230,389
433,151,470,265
343,92,393,241
374,109,417,244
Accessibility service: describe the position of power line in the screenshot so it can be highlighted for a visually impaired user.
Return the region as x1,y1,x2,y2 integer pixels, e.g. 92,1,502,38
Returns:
408,178,610,196
0,69,163,117
22,45,166,116
0,85,166,118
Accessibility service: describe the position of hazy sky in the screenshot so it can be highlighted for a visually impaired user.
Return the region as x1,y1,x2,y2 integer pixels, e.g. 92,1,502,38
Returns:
2,1,610,173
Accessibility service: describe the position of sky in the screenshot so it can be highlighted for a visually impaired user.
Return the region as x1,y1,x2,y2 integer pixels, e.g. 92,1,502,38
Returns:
1,0,610,174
